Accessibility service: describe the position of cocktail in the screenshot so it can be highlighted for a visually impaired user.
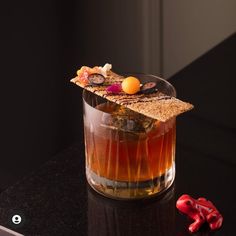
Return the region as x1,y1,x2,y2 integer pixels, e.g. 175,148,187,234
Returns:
83,74,176,199
71,64,193,199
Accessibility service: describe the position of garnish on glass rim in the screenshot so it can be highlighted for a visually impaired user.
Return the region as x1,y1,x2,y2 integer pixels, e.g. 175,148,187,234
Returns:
70,63,194,122
106,83,122,94
73,63,112,86
88,73,105,85
141,81,158,94
121,76,140,95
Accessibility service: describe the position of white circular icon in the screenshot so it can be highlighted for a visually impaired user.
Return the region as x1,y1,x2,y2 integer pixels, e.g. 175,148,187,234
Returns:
11,215,22,225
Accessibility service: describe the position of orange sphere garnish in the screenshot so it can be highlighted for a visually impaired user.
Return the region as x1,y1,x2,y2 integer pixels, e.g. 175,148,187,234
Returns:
121,76,140,94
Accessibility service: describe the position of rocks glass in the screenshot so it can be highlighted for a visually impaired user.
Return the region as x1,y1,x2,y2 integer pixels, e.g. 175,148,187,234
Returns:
83,74,176,199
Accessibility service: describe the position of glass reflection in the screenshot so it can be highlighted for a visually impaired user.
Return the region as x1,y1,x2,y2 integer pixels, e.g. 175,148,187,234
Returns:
87,185,175,236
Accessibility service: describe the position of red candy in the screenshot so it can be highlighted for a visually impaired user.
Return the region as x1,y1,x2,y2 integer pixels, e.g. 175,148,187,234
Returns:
176,194,223,233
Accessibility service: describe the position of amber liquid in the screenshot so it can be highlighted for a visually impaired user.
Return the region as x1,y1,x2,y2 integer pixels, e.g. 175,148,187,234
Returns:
84,103,176,183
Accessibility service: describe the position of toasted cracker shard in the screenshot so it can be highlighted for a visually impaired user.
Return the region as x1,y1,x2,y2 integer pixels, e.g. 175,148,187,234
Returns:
71,70,193,122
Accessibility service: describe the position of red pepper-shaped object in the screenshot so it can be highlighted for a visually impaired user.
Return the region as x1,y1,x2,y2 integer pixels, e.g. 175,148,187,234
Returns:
176,194,223,233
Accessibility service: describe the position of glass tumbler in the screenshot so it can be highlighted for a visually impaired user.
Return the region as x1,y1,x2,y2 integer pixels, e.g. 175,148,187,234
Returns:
83,74,176,199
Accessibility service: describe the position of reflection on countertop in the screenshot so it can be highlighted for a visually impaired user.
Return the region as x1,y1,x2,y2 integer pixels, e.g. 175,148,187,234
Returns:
88,185,175,236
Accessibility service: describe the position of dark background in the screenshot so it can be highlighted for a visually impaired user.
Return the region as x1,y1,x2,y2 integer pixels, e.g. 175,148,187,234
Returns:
0,0,235,193
0,0,157,191
0,0,83,190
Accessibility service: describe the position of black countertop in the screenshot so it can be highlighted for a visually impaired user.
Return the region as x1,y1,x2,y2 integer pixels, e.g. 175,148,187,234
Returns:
0,34,235,236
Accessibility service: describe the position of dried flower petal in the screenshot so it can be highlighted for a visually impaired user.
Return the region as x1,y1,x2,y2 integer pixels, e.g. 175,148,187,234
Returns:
106,83,122,94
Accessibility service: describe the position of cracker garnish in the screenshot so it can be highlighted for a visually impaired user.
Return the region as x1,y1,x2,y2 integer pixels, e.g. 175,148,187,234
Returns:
71,66,193,122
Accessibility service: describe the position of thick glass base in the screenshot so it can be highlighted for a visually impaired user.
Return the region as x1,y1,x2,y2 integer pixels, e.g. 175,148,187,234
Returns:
86,163,175,200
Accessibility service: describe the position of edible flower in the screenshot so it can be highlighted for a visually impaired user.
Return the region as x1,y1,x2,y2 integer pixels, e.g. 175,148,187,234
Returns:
106,83,122,94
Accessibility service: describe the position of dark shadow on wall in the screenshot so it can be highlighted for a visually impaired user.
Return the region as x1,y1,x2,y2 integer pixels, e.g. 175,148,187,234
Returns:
0,0,155,191
0,0,86,190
